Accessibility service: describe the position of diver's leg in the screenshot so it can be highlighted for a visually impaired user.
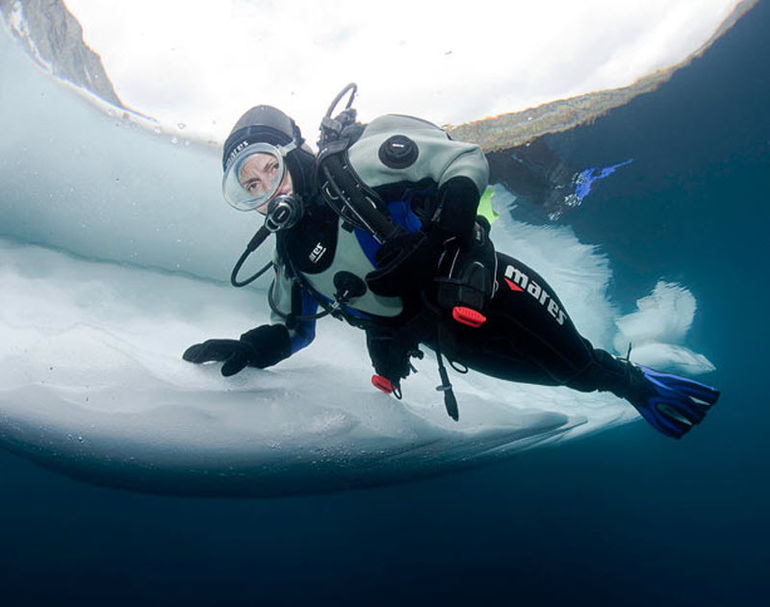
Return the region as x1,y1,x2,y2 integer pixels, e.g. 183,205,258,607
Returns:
451,253,719,438
577,352,720,439
451,252,600,387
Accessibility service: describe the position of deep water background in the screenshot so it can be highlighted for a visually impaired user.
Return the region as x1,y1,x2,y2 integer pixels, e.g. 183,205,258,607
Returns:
2,2,769,605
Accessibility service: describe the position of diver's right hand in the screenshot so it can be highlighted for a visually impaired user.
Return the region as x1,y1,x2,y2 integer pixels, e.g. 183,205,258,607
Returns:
183,325,292,376
183,339,258,377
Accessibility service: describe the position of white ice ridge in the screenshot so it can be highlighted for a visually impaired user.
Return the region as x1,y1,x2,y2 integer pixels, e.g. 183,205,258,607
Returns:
0,26,715,495
0,238,632,496
613,282,716,375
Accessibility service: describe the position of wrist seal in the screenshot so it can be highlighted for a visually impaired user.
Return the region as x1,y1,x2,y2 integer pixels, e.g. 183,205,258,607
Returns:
240,324,292,368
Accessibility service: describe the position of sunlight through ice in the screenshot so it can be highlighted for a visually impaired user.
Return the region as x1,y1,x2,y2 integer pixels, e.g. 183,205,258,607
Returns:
65,0,742,143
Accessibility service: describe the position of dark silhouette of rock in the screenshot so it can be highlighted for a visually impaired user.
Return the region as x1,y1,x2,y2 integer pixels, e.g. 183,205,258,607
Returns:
0,0,125,108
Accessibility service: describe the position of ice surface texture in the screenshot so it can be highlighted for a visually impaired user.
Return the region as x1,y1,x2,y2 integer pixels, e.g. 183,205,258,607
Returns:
0,29,713,496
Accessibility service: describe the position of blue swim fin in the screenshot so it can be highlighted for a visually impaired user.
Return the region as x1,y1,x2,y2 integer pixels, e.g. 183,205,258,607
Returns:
626,365,720,439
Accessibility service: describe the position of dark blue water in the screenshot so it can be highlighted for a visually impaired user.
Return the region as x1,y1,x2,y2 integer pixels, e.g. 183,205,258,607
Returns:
2,3,769,605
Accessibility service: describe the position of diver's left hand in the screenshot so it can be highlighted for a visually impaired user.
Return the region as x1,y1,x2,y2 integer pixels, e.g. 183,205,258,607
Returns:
365,329,423,383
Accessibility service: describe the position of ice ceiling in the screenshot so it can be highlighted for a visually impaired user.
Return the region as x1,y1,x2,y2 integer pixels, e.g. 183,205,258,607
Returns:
65,0,746,145
0,2,728,495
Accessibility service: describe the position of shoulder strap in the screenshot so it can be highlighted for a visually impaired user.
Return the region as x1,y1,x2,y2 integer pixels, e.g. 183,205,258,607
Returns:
316,84,403,244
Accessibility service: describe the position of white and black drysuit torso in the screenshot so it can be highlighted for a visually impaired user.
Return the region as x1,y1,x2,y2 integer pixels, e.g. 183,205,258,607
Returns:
259,114,633,399
268,113,489,352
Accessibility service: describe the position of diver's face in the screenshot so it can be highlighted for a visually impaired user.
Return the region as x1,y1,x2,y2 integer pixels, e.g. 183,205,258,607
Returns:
238,152,294,214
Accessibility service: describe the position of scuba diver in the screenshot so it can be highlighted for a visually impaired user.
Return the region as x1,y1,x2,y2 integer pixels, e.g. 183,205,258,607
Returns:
183,85,720,439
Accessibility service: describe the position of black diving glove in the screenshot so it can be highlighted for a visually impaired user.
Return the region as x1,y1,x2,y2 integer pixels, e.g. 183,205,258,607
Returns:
365,328,423,386
182,324,292,377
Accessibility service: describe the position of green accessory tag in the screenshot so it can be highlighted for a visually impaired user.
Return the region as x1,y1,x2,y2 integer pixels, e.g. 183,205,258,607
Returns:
476,187,499,225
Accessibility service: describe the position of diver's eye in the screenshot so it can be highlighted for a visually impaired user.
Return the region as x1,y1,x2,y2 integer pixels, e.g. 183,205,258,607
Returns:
245,180,262,194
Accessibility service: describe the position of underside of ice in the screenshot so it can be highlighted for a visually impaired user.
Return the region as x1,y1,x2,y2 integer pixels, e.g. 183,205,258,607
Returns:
0,24,715,496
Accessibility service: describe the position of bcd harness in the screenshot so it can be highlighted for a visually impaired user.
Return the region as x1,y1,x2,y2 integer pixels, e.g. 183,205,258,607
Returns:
316,83,403,243
311,83,465,420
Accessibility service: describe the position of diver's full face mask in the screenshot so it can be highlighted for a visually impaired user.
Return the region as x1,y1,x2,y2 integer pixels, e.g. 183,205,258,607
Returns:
222,141,297,212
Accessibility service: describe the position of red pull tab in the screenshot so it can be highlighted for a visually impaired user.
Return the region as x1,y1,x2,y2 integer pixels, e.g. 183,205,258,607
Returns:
452,306,486,328
371,374,395,394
